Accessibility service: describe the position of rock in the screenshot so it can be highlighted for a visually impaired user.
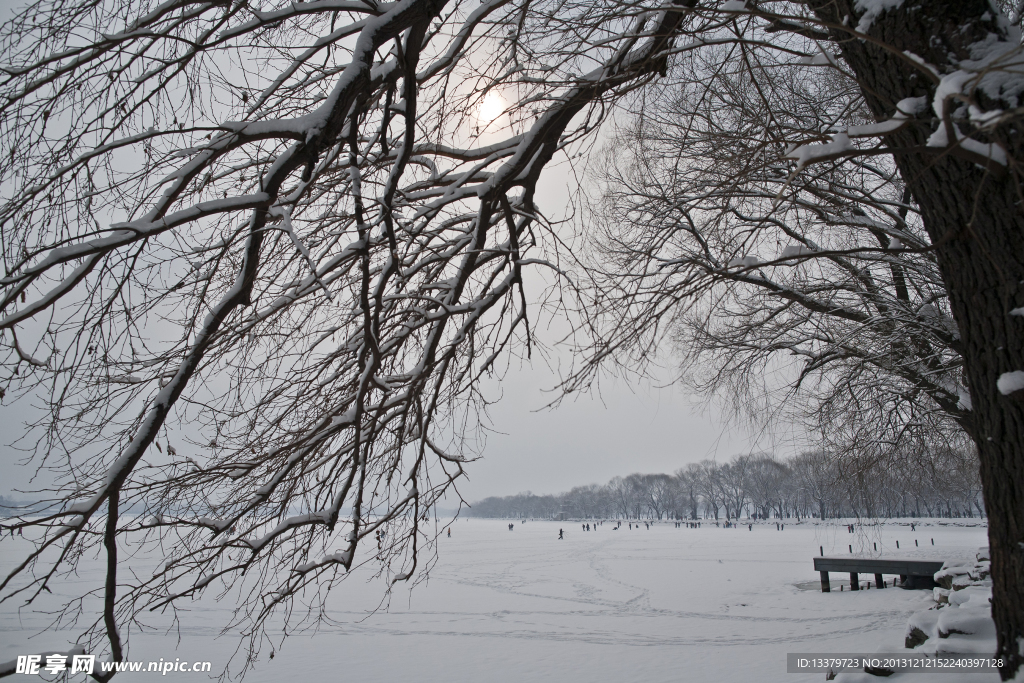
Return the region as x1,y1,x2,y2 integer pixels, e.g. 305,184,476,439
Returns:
934,562,971,590
905,625,930,649
863,663,895,677
905,610,940,648
951,574,974,590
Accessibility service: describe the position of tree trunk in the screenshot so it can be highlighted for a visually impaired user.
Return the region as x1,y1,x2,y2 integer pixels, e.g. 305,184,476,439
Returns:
808,1,1024,677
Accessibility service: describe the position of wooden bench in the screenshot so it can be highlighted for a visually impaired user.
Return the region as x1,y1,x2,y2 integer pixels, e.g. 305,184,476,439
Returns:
813,557,945,592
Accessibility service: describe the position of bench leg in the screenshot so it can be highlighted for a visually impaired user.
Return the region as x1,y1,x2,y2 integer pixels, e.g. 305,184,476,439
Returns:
899,574,907,587
850,572,859,590
820,570,830,593
875,573,884,589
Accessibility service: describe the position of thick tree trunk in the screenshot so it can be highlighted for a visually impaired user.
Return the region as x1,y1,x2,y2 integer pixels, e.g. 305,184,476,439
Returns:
807,1,1024,678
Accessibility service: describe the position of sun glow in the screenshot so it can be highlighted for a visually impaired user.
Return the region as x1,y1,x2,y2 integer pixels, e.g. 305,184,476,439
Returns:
477,91,505,125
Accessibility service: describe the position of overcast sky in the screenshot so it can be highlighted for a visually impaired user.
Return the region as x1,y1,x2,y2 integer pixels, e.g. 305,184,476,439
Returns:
0,138,797,506
0,353,770,502
437,160,795,503
0,16,796,504
456,364,750,501
0,165,778,503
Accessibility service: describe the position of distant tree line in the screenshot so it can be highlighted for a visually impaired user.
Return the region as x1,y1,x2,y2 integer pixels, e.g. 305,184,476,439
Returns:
0,496,49,515
468,447,983,521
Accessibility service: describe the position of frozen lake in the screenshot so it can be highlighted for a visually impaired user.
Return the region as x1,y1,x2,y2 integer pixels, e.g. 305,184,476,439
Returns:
1,519,990,682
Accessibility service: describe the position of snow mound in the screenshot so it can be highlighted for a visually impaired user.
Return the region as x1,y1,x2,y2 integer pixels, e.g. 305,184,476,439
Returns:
996,370,1024,396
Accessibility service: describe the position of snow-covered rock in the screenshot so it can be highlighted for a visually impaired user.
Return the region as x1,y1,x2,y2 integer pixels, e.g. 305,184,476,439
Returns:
838,548,999,682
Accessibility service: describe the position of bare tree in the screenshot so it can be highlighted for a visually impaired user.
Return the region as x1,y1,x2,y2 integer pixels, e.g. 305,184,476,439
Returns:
564,483,609,519
674,463,701,520
742,455,781,519
719,456,750,519
586,29,968,463
1,0,1021,678
790,450,837,520
782,6,1023,670
637,473,674,519
0,0,705,675
469,446,982,523
606,475,635,519
572,1,1021,674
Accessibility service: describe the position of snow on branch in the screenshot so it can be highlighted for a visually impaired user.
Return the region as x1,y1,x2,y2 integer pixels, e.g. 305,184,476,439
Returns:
0,0,713,670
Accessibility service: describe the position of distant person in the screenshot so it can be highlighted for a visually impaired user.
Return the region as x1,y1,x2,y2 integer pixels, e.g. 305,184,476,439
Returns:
748,524,752,531
447,528,451,538
558,528,564,540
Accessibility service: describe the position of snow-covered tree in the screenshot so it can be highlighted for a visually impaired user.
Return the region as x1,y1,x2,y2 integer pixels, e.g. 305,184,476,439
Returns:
574,1,1022,674
802,5,1022,673
0,0,704,674
1,0,1021,678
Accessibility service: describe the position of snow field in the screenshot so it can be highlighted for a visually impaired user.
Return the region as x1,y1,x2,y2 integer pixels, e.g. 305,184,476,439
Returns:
0,519,990,682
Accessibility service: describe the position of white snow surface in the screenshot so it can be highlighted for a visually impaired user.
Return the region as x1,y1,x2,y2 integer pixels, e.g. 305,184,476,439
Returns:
727,255,760,269
719,0,747,11
781,245,816,259
0,519,990,682
853,0,905,34
786,132,852,169
997,370,1024,395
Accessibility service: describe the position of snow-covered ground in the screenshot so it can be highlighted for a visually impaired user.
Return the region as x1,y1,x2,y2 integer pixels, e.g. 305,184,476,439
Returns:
1,519,991,682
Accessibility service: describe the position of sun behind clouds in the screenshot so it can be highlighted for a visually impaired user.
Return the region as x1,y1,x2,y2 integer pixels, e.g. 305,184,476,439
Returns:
477,90,505,126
